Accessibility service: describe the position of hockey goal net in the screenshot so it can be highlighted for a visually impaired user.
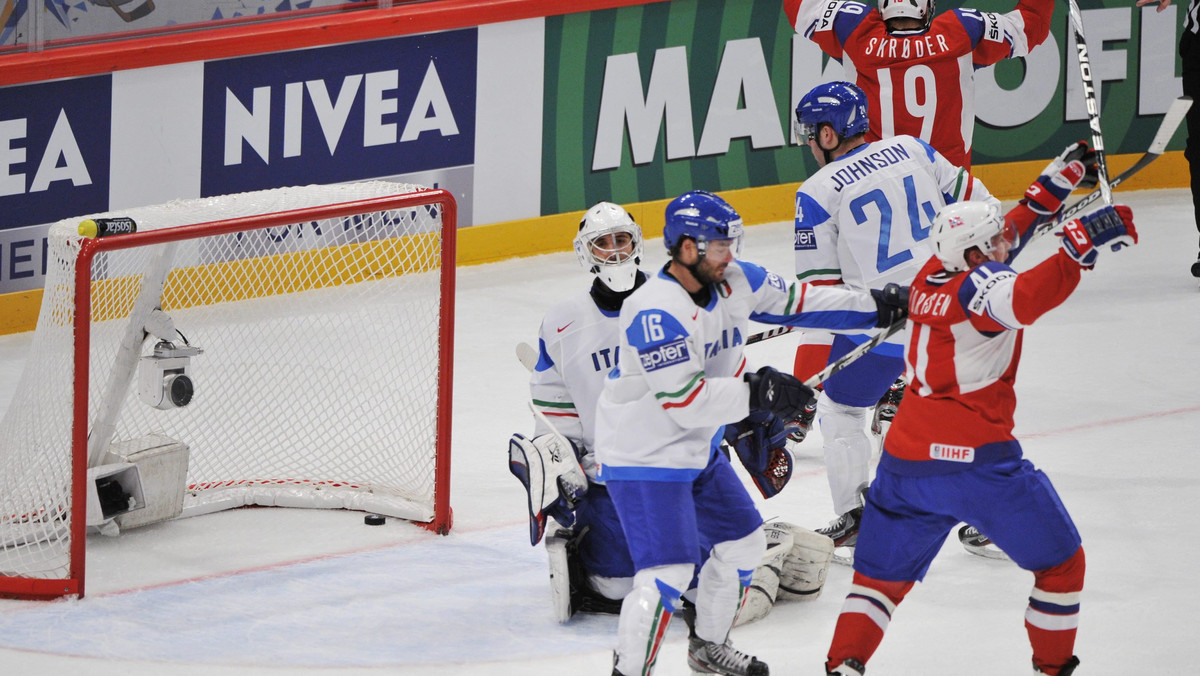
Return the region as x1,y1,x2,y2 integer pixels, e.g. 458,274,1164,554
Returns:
0,182,455,600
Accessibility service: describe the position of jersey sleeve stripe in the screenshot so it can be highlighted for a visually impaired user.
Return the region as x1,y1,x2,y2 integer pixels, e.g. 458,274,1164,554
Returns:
532,398,576,409
660,379,707,410
654,371,706,409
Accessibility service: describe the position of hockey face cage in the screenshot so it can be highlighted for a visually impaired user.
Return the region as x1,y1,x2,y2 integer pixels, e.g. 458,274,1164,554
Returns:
574,202,644,293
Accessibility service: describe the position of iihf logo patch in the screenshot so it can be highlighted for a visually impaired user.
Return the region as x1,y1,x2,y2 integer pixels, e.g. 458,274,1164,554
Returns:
947,215,965,230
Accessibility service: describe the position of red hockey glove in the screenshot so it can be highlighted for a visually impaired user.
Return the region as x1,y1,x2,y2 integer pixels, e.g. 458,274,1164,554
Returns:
1025,141,1099,216
1060,205,1138,267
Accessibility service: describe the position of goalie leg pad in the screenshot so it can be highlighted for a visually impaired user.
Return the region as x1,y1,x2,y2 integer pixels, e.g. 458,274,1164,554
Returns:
545,525,574,623
776,522,835,601
735,520,795,626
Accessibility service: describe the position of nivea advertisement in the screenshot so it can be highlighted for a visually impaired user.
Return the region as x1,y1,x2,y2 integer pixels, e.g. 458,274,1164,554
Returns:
200,29,477,196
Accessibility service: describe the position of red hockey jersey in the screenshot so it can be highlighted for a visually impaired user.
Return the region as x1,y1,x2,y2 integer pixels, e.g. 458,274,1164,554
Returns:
785,0,1052,168
883,249,1081,469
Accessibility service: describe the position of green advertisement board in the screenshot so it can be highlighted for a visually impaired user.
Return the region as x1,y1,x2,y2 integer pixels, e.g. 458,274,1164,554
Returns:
541,0,1185,215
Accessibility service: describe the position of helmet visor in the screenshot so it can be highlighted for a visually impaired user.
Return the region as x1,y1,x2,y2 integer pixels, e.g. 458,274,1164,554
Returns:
990,218,1019,253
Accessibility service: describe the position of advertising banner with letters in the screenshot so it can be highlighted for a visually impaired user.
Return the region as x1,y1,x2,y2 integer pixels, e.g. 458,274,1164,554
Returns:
0,0,1188,298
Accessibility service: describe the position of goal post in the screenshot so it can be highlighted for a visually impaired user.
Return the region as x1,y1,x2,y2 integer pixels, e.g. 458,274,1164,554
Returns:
0,182,456,600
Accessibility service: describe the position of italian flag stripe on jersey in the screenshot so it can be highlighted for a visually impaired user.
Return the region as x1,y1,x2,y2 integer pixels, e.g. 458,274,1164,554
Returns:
532,398,578,417
656,372,705,409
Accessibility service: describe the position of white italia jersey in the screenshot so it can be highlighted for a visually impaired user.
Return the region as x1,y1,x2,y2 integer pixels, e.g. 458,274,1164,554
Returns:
529,287,624,479
595,260,881,477
794,135,991,348
795,135,990,291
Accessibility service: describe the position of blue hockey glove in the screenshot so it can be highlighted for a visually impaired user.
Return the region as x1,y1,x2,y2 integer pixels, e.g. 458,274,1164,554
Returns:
870,283,909,328
745,366,816,422
1060,205,1138,267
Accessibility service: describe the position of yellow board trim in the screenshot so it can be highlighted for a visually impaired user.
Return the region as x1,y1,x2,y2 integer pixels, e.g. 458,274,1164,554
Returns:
1,151,1190,336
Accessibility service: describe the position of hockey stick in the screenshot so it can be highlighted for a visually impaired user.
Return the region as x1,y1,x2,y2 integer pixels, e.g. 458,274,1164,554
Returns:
1032,95,1193,240
1067,0,1113,206
520,314,903,389
802,318,905,389
746,324,795,345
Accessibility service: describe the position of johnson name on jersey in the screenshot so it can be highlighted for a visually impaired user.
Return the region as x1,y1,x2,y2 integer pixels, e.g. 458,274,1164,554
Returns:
785,0,1053,167
794,135,989,295
594,260,880,478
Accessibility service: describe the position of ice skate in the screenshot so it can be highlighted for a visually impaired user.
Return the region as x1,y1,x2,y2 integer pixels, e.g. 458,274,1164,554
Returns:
958,524,1010,561
817,505,862,548
687,636,769,676
870,377,905,436
786,396,818,443
827,658,866,676
1033,655,1079,675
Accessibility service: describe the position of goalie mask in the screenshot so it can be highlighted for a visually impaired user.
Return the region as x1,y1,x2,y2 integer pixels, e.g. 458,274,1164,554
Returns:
879,0,935,30
574,202,644,292
930,199,1015,272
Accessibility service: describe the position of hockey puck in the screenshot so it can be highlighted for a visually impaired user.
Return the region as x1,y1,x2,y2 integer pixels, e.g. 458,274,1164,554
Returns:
364,514,386,526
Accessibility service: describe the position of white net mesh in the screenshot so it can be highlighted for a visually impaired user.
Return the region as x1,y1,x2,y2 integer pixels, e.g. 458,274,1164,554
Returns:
0,182,452,594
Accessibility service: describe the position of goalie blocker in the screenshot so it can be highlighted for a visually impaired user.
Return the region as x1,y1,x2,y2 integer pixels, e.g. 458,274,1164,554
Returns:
507,432,588,546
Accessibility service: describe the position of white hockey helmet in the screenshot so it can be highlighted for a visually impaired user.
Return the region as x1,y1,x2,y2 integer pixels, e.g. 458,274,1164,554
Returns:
930,199,1014,272
574,202,644,292
878,0,935,29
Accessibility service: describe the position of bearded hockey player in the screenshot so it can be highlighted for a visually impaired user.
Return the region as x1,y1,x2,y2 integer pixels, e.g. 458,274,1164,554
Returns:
594,190,908,676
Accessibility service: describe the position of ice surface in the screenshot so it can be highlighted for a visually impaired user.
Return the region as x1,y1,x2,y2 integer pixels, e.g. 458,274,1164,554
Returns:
0,189,1196,675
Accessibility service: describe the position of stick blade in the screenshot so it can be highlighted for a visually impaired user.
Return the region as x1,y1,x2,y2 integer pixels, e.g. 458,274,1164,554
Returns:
1149,96,1192,155
516,341,539,373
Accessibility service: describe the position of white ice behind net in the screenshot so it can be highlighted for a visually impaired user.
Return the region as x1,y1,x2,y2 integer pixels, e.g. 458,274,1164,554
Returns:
0,182,447,583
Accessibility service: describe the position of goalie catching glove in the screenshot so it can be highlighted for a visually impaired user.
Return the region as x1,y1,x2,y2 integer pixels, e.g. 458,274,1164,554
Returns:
1060,204,1138,267
1024,140,1099,216
723,410,793,498
508,432,588,546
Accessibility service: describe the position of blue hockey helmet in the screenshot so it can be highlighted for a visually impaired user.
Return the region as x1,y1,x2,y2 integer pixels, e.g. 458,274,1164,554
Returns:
663,190,744,257
794,81,871,142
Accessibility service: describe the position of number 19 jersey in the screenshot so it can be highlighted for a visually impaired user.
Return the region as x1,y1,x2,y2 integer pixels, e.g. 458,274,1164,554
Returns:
785,0,1053,168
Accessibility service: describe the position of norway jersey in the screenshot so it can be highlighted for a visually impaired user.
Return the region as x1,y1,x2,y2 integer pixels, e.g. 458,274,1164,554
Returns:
883,251,1083,470
785,0,1052,168
595,260,880,477
529,289,622,478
